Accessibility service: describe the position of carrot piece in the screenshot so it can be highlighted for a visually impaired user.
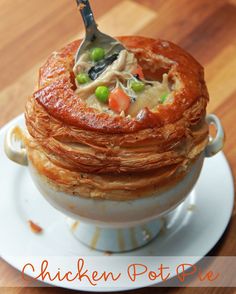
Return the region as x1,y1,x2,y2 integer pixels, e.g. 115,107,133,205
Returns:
109,88,130,113
132,65,144,79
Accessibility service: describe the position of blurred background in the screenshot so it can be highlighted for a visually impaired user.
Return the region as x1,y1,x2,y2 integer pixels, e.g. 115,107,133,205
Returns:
1,0,236,119
0,0,236,293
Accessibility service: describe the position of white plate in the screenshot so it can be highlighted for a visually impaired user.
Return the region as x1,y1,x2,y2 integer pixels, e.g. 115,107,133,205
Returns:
0,114,234,291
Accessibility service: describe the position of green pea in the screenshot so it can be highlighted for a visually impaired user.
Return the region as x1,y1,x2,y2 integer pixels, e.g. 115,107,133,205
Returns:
95,86,110,103
131,81,145,92
76,73,90,84
160,93,168,103
90,47,105,62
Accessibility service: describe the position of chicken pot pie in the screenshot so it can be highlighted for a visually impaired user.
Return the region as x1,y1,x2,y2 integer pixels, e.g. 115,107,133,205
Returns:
25,36,209,200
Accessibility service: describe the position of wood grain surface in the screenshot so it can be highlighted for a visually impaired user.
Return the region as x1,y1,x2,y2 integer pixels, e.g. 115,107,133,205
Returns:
0,0,236,293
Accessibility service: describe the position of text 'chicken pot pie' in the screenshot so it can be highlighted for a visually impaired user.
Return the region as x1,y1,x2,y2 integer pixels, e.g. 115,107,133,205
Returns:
25,36,209,200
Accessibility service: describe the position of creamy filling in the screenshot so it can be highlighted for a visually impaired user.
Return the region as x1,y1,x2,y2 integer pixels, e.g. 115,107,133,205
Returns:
128,74,171,116
73,48,174,117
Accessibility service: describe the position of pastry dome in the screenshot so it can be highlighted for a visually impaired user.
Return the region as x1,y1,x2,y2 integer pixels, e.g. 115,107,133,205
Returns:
25,36,209,200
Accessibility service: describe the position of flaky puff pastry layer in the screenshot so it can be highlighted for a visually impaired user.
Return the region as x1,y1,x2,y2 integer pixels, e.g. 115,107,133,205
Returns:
25,36,209,200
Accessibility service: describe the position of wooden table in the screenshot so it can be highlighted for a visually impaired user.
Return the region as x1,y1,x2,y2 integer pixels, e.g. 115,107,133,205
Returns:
0,0,235,293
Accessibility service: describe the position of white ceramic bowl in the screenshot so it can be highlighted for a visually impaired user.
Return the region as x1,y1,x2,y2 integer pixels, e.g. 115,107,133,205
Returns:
4,114,224,252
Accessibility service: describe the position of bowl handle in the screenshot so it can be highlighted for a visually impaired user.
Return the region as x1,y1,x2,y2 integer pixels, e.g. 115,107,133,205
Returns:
205,114,224,158
4,126,28,166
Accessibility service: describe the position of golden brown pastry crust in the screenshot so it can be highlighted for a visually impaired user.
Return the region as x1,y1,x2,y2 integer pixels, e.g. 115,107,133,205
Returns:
25,36,209,200
33,36,208,133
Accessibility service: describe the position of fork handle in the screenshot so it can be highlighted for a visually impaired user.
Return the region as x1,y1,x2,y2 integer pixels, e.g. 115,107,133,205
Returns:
76,0,97,30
